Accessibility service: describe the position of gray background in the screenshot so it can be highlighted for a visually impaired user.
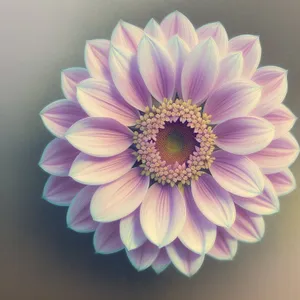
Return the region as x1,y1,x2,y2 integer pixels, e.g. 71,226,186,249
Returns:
1,0,300,299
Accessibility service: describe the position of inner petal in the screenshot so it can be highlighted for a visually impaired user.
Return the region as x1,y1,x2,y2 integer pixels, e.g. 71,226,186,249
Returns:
156,121,197,164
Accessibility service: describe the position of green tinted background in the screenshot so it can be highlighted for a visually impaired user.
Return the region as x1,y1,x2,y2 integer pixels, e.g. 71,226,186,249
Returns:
1,0,299,299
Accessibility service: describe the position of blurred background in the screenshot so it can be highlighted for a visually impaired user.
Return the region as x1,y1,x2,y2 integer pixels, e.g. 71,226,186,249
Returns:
1,0,299,299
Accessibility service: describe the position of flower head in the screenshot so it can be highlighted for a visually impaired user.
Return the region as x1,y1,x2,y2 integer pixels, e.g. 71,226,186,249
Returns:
39,11,298,277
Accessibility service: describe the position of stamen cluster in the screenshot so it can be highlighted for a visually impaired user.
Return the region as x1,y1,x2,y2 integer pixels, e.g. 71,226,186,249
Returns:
132,99,216,186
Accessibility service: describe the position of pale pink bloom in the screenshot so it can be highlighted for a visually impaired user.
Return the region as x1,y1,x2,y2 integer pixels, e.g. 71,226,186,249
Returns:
39,11,298,277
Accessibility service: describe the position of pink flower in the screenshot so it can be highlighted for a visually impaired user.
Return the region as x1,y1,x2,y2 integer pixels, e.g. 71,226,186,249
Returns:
39,11,298,277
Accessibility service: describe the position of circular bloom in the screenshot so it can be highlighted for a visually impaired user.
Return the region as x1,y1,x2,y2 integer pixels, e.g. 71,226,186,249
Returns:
39,11,299,277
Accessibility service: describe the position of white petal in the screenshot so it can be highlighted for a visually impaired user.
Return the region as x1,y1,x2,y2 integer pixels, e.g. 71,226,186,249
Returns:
140,184,186,247
137,35,175,101
120,208,147,251
181,38,220,104
196,22,228,57
160,11,198,48
109,45,152,111
69,149,136,185
90,168,149,222
65,117,133,157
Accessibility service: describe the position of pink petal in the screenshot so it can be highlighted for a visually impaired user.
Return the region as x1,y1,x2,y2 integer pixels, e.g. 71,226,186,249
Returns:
214,52,243,88
66,186,98,233
40,100,87,138
84,39,111,79
152,248,171,274
111,20,143,53
93,221,124,254
39,138,79,176
61,68,90,101
126,241,159,271
210,150,265,197
65,117,133,157
179,187,217,254
263,104,297,139
226,206,265,243
90,168,149,222
196,22,228,57
248,133,299,174
181,38,220,104
214,116,275,155
137,35,175,101
109,45,152,111
232,176,279,215
204,81,262,124
77,78,139,126
166,239,205,277
266,169,296,196
140,184,186,247
69,149,135,185
160,11,198,48
144,18,167,44
208,227,238,260
167,35,190,98
228,35,261,78
251,66,288,116
42,175,84,206
191,174,236,227
120,208,147,251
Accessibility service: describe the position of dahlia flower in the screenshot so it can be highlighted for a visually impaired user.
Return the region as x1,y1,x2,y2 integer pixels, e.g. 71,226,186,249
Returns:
39,11,299,277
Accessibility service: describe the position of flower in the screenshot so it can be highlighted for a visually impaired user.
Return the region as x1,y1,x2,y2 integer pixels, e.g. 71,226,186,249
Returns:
39,11,299,277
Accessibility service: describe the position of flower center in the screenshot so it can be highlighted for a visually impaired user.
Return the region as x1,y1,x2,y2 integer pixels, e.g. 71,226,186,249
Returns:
132,99,216,186
156,121,197,164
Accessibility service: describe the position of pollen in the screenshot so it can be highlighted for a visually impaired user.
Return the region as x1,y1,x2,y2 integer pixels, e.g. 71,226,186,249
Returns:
132,98,216,186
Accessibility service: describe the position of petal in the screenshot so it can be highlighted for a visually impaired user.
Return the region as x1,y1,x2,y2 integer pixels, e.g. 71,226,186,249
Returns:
214,116,275,155
166,239,205,277
40,100,87,138
152,248,171,274
191,174,236,227
84,39,111,79
140,184,186,247
77,78,139,126
266,169,296,196
232,176,280,215
229,35,261,78
251,67,288,116
214,52,244,88
39,138,80,176
210,150,265,197
126,241,159,271
263,104,297,139
226,206,265,243
181,38,220,104
111,20,143,53
167,36,190,98
204,81,262,124
160,11,198,48
137,35,175,101
179,187,217,254
93,221,124,254
196,22,228,57
42,176,84,206
61,68,90,101
66,186,98,233
109,45,152,111
90,168,149,222
144,18,167,44
248,133,299,174
208,227,238,260
69,149,135,185
120,207,147,251
65,117,133,157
